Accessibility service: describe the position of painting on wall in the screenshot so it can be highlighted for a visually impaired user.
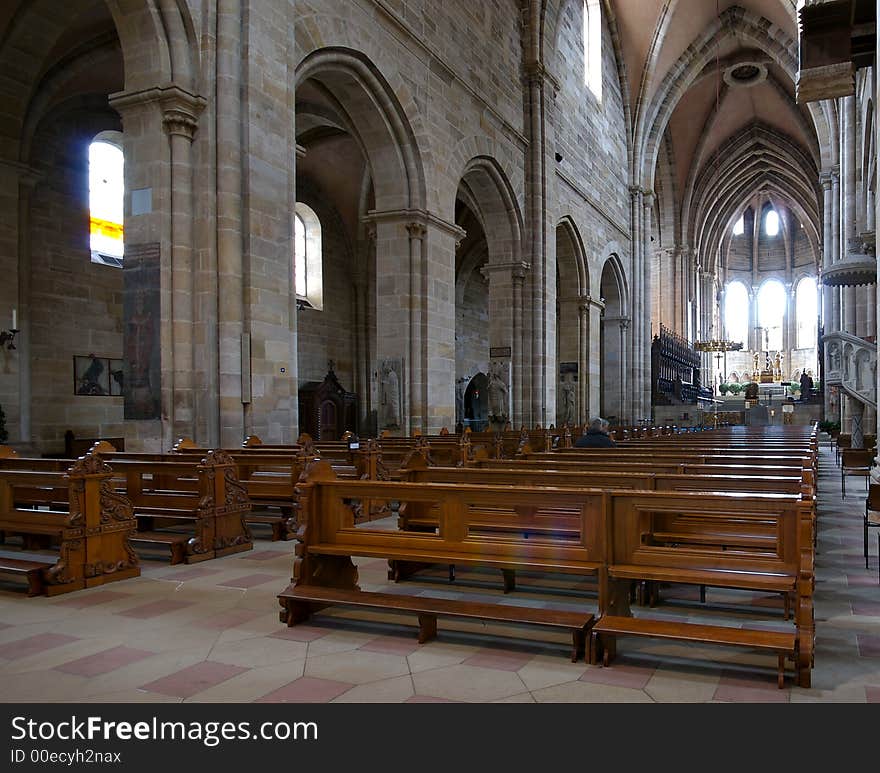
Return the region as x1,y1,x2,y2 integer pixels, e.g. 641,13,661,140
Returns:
123,242,161,419
109,359,124,396
73,355,111,396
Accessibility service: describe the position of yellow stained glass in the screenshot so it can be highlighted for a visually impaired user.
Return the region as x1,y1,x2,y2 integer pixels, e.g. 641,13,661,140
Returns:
90,216,123,240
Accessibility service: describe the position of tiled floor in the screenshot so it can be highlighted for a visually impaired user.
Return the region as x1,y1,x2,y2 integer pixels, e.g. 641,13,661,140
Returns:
1,438,878,703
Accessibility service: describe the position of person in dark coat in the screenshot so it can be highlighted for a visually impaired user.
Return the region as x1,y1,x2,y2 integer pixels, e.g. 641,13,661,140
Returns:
574,417,617,447
799,370,812,401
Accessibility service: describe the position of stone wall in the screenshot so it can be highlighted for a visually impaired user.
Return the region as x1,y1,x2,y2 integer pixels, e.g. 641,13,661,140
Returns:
27,109,125,453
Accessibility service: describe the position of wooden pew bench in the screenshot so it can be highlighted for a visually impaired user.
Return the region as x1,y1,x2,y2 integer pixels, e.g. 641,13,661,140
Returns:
277,462,604,659
589,616,796,688
0,456,140,596
593,489,812,688
91,451,253,564
282,586,593,662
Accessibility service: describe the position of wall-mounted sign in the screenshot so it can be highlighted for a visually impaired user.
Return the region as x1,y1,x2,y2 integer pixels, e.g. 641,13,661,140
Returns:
489,347,511,358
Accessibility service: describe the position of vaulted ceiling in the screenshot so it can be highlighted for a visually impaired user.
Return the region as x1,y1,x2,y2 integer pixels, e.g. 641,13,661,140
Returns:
605,0,822,264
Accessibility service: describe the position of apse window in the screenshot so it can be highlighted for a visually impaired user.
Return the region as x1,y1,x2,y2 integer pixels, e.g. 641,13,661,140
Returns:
583,0,602,101
764,209,779,237
757,279,785,351
796,276,818,349
294,202,323,310
89,135,124,267
723,281,749,348
732,215,744,236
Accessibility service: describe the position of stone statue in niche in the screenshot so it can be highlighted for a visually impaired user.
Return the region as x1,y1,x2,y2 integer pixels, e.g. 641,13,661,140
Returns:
487,360,509,424
560,379,576,426
379,359,401,429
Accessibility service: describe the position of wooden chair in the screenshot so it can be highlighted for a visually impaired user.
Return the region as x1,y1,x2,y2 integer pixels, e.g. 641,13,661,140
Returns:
865,484,880,573
841,448,873,498
835,434,852,466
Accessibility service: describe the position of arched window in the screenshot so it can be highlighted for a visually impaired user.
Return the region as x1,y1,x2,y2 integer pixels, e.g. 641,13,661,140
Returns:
764,209,779,237
583,0,602,101
758,279,786,351
796,276,818,349
294,202,323,310
724,281,749,348
89,135,124,266
732,215,744,236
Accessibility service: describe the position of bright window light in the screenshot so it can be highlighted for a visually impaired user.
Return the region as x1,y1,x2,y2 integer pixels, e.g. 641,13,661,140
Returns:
583,1,602,101
764,209,779,237
89,140,124,260
733,215,744,235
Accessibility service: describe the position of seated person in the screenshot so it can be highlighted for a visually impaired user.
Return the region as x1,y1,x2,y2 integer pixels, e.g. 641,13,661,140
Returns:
574,417,617,448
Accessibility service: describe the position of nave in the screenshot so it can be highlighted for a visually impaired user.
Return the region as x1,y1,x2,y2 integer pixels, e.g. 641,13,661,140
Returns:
0,436,876,703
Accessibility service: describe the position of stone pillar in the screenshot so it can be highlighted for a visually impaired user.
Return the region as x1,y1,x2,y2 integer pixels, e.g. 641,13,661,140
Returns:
485,260,531,429
15,167,40,444
832,168,842,330
628,185,643,425
162,94,204,441
110,85,205,451
642,191,654,421
578,295,603,423
524,63,556,427
820,171,835,338
368,210,460,435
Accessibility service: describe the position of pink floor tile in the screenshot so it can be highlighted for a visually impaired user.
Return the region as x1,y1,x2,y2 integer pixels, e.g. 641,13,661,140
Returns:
54,590,132,608
55,645,155,677
161,567,224,582
116,600,195,619
845,574,879,588
866,686,880,703
238,550,290,562
462,648,536,672
191,609,264,630
141,661,250,698
0,633,81,660
216,573,279,589
405,695,463,703
269,625,331,643
580,660,656,690
359,635,422,656
851,602,880,616
857,634,880,658
713,671,790,702
256,676,353,703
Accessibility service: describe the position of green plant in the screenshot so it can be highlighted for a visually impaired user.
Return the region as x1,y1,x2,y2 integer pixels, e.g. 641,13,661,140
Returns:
728,383,744,395
818,420,840,434
0,403,7,444
718,383,730,395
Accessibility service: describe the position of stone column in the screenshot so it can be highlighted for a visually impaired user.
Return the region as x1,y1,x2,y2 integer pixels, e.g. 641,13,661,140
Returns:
628,186,643,424
820,171,835,338
619,318,630,424
367,209,460,434
485,260,531,429
578,295,603,423
642,191,655,421
831,168,841,329
110,85,205,451
15,167,40,444
162,92,204,442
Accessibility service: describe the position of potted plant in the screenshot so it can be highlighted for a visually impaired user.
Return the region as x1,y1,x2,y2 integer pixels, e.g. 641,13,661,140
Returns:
718,383,730,396
728,383,743,396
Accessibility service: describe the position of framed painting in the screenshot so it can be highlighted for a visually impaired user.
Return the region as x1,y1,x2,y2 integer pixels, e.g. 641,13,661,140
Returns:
73,355,111,396
109,358,124,396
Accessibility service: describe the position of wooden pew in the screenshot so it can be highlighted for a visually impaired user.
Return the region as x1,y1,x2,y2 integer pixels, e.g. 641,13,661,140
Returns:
278,461,603,660
0,453,140,595
590,488,812,688
2,450,254,564
278,463,813,684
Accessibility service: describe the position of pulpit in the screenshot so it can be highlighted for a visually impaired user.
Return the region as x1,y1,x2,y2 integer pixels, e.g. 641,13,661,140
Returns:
298,367,358,441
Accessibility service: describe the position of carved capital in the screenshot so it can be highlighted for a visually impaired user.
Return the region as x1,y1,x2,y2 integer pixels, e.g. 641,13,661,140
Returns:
406,222,427,240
